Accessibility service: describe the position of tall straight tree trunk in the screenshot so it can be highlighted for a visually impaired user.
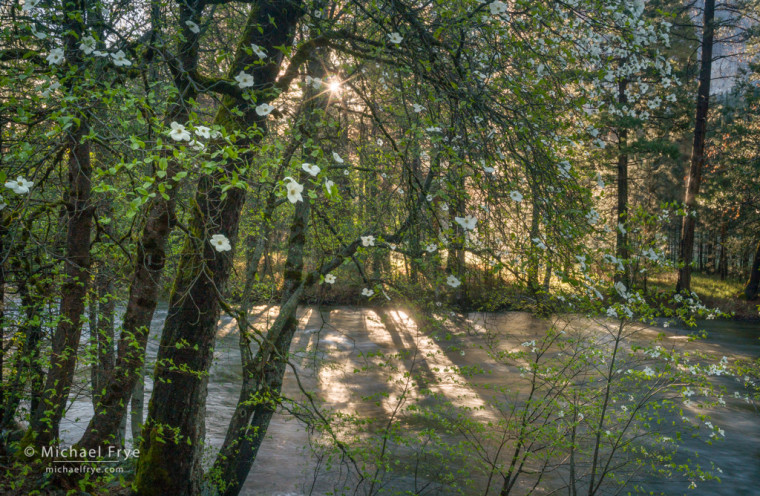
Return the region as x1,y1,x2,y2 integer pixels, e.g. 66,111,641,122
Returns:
132,3,303,495
76,0,202,451
699,233,705,271
27,0,93,443
527,185,541,294
719,221,728,280
710,232,718,273
677,0,715,292
615,78,630,287
743,239,760,300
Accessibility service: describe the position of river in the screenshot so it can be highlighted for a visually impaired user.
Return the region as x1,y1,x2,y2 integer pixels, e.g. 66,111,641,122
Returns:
58,306,760,495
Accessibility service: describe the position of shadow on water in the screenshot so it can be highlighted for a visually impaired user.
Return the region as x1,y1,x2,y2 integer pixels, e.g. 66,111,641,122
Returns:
58,307,760,495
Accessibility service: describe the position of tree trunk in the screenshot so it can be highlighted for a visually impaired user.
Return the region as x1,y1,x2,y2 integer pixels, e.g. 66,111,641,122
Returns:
76,0,202,451
132,3,303,495
88,288,98,404
29,134,92,445
743,239,760,301
527,189,541,294
615,78,630,287
212,190,310,496
1,265,43,431
130,372,145,443
542,261,552,292
698,232,705,271
210,41,326,496
719,222,728,280
28,15,93,442
711,232,718,273
677,0,715,292
446,162,466,304
0,230,4,417
90,264,115,409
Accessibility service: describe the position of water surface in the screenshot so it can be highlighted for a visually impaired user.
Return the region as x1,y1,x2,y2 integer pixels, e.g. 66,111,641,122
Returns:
58,307,760,495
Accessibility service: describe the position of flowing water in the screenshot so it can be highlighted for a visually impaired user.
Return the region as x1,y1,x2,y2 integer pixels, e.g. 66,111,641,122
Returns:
57,307,760,495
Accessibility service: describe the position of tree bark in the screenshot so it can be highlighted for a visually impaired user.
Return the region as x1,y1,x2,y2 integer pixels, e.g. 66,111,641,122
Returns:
28,0,93,442
128,372,145,444
719,221,728,280
76,0,202,451
615,78,630,287
446,161,466,303
28,129,92,446
132,3,303,495
90,262,115,410
1,259,44,431
0,227,4,413
699,232,705,271
210,42,326,496
743,239,760,301
677,0,715,292
527,186,541,294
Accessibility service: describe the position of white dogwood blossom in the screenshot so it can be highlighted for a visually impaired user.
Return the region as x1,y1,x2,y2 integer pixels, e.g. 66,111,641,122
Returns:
5,177,33,194
285,178,304,203
302,163,320,176
169,122,191,141
235,71,254,88
210,234,231,252
47,48,64,65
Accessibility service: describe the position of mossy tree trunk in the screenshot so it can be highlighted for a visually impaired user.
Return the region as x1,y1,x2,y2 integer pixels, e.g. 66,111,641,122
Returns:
28,0,92,445
77,0,203,451
132,3,303,495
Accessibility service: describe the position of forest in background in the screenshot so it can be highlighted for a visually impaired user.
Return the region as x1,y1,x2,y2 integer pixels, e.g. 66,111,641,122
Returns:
1,0,760,494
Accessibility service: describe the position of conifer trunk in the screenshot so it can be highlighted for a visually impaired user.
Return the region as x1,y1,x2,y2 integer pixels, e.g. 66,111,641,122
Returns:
615,78,630,287
743,239,760,301
677,0,715,292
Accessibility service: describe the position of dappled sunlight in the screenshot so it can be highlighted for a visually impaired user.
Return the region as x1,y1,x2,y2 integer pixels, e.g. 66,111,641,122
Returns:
309,308,494,417
311,308,382,413
384,309,491,412
216,317,238,339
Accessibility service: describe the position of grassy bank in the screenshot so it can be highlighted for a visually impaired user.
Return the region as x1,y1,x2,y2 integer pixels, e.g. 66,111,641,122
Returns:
650,272,759,320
